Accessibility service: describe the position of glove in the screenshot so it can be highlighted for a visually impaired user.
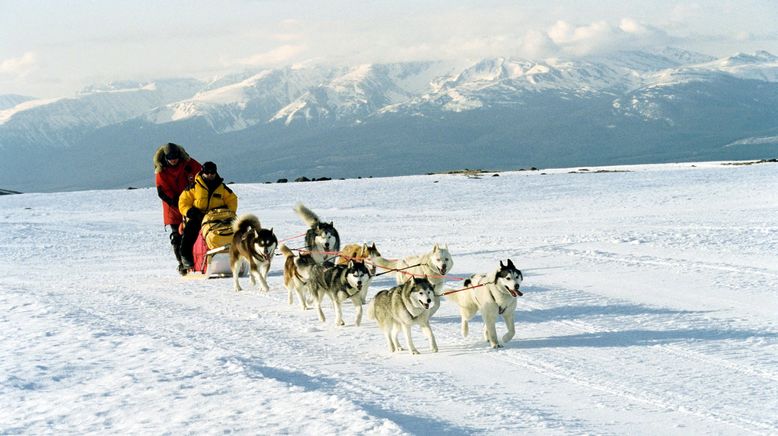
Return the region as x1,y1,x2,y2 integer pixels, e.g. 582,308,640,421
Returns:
186,208,203,220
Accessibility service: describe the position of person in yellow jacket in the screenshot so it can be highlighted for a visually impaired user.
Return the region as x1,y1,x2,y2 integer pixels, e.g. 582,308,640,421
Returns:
178,161,238,269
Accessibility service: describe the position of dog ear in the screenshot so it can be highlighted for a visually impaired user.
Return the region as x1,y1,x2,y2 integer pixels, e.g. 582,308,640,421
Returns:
370,242,377,250
433,243,439,252
500,260,505,268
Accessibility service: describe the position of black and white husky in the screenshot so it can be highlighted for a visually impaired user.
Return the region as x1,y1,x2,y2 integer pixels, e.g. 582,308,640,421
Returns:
446,259,523,349
294,203,341,265
368,278,438,355
229,214,277,292
308,260,373,326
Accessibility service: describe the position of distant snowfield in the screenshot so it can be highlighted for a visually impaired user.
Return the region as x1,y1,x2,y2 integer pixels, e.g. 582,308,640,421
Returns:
1,161,777,434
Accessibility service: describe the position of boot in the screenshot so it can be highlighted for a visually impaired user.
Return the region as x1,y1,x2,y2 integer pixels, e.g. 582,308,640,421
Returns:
171,229,187,275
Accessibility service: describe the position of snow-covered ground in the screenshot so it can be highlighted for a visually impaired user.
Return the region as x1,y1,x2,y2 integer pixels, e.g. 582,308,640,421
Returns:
2,161,777,434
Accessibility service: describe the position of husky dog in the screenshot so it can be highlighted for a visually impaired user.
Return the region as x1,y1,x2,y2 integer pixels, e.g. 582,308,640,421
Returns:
229,214,278,292
336,242,382,275
308,260,373,326
373,243,453,315
368,278,438,355
280,244,317,310
294,203,340,265
446,259,523,348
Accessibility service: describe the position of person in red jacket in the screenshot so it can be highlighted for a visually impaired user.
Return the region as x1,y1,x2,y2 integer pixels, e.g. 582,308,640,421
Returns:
153,142,201,275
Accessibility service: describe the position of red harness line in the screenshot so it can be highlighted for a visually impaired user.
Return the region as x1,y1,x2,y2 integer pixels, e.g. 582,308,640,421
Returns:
276,232,308,243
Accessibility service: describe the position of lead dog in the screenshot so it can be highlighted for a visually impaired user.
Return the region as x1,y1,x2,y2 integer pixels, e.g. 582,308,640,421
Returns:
294,203,340,265
308,260,373,326
229,214,277,292
446,259,523,348
373,243,453,315
368,277,438,355
280,244,317,310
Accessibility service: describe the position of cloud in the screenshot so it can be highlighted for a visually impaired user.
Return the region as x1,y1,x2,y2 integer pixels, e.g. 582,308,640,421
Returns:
545,19,673,56
0,52,38,77
519,30,561,58
233,44,307,67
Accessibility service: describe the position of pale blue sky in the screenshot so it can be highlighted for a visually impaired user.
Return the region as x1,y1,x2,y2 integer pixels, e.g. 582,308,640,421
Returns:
2,0,777,98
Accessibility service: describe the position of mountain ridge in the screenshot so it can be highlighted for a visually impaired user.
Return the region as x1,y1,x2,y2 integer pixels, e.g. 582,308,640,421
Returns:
1,48,777,192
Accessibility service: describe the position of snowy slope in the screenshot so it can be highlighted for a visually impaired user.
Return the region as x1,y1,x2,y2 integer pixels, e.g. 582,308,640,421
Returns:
0,79,204,147
2,161,777,434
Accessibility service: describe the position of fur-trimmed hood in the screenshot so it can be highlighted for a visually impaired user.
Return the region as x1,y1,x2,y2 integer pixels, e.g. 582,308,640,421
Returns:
153,143,193,174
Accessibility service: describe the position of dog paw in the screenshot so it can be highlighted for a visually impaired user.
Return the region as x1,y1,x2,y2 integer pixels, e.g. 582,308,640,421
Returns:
431,347,438,353
410,349,420,355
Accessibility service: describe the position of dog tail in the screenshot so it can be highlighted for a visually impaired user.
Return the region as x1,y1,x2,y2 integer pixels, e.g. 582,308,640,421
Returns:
294,203,320,226
279,244,295,258
233,214,261,234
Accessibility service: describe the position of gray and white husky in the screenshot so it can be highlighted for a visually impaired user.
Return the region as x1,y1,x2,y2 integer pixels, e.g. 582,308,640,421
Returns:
229,214,277,292
373,243,453,315
308,260,373,326
294,203,340,265
446,259,523,348
280,244,317,310
367,277,438,355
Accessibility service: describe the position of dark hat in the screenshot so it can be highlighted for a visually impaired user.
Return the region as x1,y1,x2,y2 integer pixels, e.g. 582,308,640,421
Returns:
201,161,217,174
163,143,181,159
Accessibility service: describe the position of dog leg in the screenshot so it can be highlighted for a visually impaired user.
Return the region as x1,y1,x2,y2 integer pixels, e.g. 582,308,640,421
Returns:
382,325,396,353
232,261,243,292
390,323,403,352
401,324,419,355
460,308,470,337
295,286,309,310
502,311,516,344
256,265,270,293
315,294,326,323
421,321,438,353
483,312,501,348
332,297,345,326
353,296,363,327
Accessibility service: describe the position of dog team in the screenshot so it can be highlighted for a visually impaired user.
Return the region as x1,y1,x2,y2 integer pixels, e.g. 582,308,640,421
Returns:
227,203,524,354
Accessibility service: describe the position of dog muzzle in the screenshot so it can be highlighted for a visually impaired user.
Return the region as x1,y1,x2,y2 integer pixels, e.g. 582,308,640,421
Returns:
509,286,523,298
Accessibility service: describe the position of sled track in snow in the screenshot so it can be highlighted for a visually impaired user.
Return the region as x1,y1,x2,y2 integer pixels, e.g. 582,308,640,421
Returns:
466,291,778,434
541,245,778,279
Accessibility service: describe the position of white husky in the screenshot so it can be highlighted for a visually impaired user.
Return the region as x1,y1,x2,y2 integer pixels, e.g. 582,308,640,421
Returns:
373,243,453,315
445,259,523,348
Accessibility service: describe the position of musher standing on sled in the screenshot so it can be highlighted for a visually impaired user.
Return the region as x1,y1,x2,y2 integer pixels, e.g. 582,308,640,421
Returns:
153,142,201,275
178,161,238,271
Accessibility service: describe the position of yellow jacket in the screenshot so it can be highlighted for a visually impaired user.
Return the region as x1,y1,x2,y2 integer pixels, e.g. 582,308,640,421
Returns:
178,174,238,218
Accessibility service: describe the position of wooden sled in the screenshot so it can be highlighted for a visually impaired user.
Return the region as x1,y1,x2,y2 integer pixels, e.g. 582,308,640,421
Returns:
186,232,248,279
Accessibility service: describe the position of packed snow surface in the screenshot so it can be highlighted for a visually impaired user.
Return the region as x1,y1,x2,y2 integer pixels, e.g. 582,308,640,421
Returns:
1,161,777,434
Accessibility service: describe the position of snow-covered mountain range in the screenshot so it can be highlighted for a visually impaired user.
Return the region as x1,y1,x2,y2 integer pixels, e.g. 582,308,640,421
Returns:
1,48,777,192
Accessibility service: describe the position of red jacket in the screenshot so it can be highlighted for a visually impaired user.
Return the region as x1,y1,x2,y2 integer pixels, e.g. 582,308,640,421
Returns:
155,157,201,225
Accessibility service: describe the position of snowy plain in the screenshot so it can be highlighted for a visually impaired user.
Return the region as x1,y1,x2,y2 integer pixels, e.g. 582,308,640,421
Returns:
1,160,777,435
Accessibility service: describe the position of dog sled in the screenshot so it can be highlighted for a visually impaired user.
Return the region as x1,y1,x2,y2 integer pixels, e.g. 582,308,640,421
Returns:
185,208,248,279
